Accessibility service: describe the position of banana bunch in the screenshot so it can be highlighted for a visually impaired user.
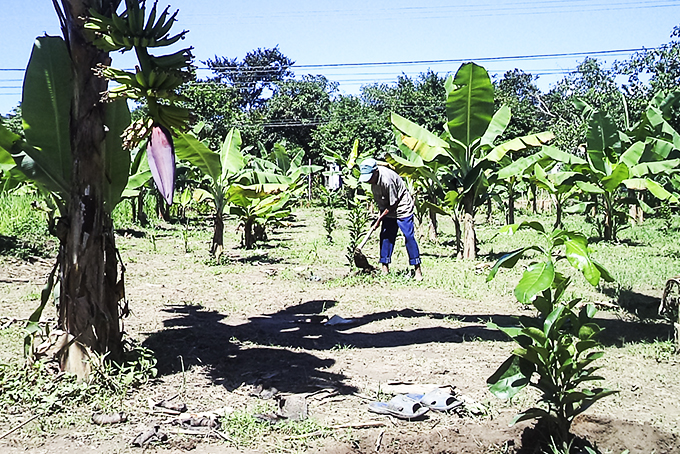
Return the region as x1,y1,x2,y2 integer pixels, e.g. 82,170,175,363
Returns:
148,99,191,132
86,1,194,132
85,1,188,51
121,118,154,151
150,47,193,71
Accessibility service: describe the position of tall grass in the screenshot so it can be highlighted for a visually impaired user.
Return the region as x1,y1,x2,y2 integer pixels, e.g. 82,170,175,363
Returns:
0,191,55,258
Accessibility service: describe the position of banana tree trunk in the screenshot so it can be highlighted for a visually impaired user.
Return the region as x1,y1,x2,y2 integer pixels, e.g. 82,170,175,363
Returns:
133,189,148,226
452,215,462,258
428,206,438,242
603,194,614,241
486,197,492,223
210,207,224,258
59,0,123,377
507,182,515,225
244,217,255,249
628,189,644,224
462,192,477,260
553,195,563,230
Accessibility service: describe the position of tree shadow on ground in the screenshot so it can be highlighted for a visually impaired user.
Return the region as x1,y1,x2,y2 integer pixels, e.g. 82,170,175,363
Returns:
141,299,515,395
115,228,146,238
0,234,54,258
232,253,284,265
596,313,674,347
142,295,675,395
600,285,663,320
142,304,352,395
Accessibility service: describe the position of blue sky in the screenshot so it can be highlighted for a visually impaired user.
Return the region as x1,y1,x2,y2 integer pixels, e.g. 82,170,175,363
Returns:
2,0,680,115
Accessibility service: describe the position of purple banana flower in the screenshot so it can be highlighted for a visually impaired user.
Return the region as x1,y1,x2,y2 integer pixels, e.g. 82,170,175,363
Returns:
146,124,176,205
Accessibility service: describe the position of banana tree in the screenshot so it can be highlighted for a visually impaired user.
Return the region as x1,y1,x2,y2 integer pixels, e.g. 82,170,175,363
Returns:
392,62,553,259
496,146,587,228
0,0,191,377
228,187,291,249
174,128,247,257
174,128,306,255
530,153,585,229
565,98,680,241
494,151,548,225
0,35,132,374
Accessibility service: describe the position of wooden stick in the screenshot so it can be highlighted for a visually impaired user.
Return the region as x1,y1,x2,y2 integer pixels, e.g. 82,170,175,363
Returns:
375,429,384,452
211,429,237,444
280,421,386,440
330,422,386,429
0,414,40,440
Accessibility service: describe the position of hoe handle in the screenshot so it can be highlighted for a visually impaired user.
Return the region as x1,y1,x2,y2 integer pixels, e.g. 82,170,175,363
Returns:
357,209,389,250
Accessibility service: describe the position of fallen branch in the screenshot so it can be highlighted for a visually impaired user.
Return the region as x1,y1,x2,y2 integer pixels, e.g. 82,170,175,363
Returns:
211,429,238,444
0,414,40,440
280,421,386,440
375,429,384,452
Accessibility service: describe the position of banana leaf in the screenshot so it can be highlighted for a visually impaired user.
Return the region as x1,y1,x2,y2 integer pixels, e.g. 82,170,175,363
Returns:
601,162,629,192
497,152,545,179
0,123,69,199
445,63,494,147
103,99,132,212
175,133,221,183
220,128,246,179
586,110,620,160
629,159,680,177
486,131,554,163
541,145,587,165
22,36,73,196
624,178,677,202
480,105,510,148
0,141,15,173
619,141,645,167
391,112,449,162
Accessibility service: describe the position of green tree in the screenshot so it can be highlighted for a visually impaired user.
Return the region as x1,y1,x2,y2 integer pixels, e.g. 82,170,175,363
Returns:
205,46,294,111
262,75,337,164
312,94,389,162
494,69,549,141
616,26,680,131
181,80,247,150
543,58,627,153
361,70,447,137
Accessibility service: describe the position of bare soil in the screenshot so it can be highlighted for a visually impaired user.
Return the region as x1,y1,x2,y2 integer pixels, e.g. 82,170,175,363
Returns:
0,210,678,454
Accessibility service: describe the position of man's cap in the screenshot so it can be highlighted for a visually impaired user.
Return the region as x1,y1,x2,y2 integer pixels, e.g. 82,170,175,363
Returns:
358,158,378,183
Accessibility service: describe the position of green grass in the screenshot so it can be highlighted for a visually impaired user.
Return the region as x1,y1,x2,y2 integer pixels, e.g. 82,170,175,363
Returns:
271,207,680,319
221,403,329,451
0,192,55,258
4,190,679,313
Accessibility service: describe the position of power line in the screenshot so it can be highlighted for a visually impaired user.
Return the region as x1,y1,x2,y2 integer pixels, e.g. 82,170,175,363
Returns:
0,47,657,76
188,0,679,21
202,48,650,72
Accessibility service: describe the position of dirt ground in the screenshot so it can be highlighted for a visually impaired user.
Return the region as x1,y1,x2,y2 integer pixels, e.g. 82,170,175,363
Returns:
0,211,678,454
